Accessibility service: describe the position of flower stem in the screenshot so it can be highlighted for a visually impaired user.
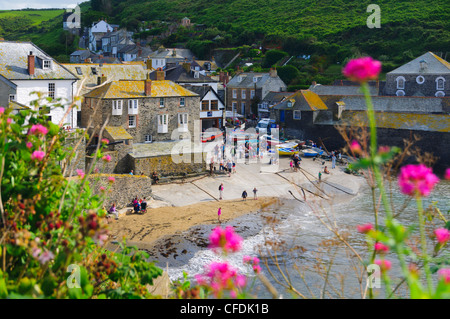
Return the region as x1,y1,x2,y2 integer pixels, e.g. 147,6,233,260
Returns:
415,194,433,294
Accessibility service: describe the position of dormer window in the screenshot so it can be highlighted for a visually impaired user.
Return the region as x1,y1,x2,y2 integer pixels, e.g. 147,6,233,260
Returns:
436,77,445,90
396,76,405,90
75,67,83,75
91,67,98,75
43,60,52,69
194,71,199,79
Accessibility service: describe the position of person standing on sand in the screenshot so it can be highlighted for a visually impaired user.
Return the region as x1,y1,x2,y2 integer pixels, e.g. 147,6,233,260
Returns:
218,207,222,223
219,183,224,200
242,190,248,201
332,154,336,169
253,187,258,200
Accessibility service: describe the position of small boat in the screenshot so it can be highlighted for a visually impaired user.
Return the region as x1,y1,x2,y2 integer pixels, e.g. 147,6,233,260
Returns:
276,142,298,149
302,147,324,157
277,147,299,156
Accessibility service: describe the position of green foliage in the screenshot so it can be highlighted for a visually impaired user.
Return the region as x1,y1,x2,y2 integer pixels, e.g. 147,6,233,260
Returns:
277,65,300,86
0,98,163,299
262,49,288,68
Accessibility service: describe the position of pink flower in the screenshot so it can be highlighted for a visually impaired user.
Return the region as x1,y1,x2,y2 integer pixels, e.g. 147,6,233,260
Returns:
438,268,450,284
101,138,109,144
374,242,389,253
196,262,246,298
445,168,450,180
378,146,390,154
76,169,85,178
100,186,105,192
26,142,33,149
108,176,115,183
209,226,243,254
398,164,439,197
357,223,374,234
374,259,392,272
342,56,382,83
243,255,261,274
31,247,42,258
102,154,111,162
434,228,450,244
0,107,4,114
29,124,49,136
38,250,54,264
6,118,12,124
31,150,45,161
349,140,362,154
94,232,108,245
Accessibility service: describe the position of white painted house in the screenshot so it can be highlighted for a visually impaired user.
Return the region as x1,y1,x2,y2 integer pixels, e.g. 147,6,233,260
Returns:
88,20,114,52
0,41,78,127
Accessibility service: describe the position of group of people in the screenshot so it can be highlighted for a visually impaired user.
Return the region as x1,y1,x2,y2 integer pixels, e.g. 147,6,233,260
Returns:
290,154,302,172
132,196,148,214
218,183,258,201
128,169,160,185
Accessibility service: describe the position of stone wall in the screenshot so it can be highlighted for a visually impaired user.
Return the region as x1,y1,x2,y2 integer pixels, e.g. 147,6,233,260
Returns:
87,174,152,210
384,74,449,97
61,129,86,177
130,153,206,177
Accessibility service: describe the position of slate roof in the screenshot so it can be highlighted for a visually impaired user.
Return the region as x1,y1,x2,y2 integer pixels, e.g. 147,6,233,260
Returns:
226,72,280,89
388,52,450,74
148,48,194,60
272,90,328,111
70,50,92,60
183,85,225,105
0,41,77,81
150,64,217,83
261,91,295,104
309,84,379,96
84,80,199,99
340,96,446,113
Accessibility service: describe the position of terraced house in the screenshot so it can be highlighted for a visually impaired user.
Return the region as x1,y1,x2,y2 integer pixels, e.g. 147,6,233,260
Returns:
81,72,200,144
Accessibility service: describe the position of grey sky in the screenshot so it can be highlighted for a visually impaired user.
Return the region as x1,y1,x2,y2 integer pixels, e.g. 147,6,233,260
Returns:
0,0,86,10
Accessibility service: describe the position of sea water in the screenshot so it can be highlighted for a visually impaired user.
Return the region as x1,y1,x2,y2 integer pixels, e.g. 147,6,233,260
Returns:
166,180,450,299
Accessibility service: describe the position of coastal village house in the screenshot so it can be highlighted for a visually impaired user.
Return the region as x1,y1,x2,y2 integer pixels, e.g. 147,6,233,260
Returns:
147,47,195,70
258,91,294,119
0,41,78,127
382,51,450,97
226,68,287,117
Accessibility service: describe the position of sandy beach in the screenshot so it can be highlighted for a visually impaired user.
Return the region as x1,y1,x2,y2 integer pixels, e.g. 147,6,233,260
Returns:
105,154,366,252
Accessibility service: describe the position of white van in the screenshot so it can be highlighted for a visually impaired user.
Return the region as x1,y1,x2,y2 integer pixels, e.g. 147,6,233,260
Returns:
256,119,275,135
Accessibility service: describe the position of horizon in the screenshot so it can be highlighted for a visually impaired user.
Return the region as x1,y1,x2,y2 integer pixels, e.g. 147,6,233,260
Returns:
0,0,86,10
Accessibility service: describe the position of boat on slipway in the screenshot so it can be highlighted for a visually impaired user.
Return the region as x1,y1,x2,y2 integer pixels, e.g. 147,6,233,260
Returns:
301,147,324,157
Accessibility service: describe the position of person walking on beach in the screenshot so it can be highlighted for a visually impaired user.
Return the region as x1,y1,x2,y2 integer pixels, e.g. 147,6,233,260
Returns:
331,154,336,169
290,160,293,171
242,190,248,201
219,183,224,200
253,187,258,200
217,207,222,223
227,160,232,177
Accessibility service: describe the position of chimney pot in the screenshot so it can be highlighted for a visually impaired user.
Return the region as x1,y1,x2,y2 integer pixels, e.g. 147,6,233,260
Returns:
312,81,317,86
156,69,165,81
144,76,152,96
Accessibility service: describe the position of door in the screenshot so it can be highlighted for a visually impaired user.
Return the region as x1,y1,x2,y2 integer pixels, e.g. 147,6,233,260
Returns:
280,110,285,122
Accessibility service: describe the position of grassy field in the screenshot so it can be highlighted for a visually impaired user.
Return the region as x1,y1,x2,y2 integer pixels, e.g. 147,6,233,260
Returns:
0,9,64,26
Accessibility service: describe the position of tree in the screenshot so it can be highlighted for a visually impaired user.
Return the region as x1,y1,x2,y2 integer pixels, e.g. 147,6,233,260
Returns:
262,49,288,68
277,65,300,86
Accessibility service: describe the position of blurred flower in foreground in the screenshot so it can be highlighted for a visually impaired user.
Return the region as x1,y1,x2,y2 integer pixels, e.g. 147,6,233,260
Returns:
342,57,381,83
209,226,243,254
398,164,439,197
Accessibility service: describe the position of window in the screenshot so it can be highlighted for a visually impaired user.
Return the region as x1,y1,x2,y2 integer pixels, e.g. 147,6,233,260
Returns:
43,60,51,69
396,90,405,97
202,100,210,111
436,77,445,90
194,71,199,79
159,97,165,108
435,91,445,97
145,135,152,143
416,76,425,84
232,102,237,112
112,100,123,115
91,67,98,75
178,113,188,132
210,100,218,111
128,99,138,114
241,102,246,115
396,76,405,89
157,114,168,133
48,83,55,100
232,89,237,99
241,90,246,99
287,101,293,107
180,97,185,107
293,110,301,120
253,77,257,83
9,94,15,102
75,67,83,75
250,90,255,99
128,115,136,128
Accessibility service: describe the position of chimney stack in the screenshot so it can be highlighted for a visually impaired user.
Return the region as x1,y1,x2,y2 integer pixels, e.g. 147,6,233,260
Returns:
144,74,152,96
28,51,35,76
312,81,317,86
97,74,107,85
182,62,191,74
269,67,277,78
156,68,165,81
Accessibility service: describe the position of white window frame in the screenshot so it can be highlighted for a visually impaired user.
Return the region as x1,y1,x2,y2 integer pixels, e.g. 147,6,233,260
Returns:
112,100,123,115
416,76,425,84
157,114,168,133
293,110,301,120
232,89,237,99
48,83,55,100
232,102,237,112
128,99,139,115
396,90,405,97
178,113,188,132
396,76,405,90
180,97,185,107
159,97,165,108
436,77,445,90
435,91,445,97
241,89,246,99
145,135,152,143
250,90,255,99
9,94,16,102
43,60,52,69
128,115,136,128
